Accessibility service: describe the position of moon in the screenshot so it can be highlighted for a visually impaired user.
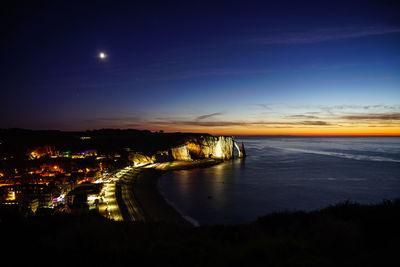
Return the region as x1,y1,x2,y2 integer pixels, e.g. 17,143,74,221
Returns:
99,52,107,59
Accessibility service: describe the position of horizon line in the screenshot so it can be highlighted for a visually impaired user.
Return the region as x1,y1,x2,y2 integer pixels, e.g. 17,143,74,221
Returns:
1,128,399,137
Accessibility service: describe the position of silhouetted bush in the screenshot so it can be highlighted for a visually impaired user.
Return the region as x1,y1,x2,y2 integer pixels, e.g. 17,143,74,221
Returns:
1,199,399,266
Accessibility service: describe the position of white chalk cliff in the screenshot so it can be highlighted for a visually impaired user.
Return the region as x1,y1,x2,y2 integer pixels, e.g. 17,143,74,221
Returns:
129,135,245,164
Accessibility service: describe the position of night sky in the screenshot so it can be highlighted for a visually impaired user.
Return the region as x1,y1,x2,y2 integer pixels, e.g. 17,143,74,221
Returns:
1,0,399,135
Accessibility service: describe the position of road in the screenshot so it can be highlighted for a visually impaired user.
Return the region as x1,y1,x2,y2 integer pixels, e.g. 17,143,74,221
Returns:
99,166,132,221
99,181,123,221
99,165,147,222
116,168,146,221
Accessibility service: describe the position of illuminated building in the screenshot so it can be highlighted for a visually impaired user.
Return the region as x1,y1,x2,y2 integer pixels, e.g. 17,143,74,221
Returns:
66,183,102,214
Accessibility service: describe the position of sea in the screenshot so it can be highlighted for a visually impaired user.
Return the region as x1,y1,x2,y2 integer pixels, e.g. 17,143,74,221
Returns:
158,137,400,226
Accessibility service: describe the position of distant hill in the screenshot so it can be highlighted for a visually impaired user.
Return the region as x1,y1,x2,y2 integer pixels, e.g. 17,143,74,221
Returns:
0,128,211,157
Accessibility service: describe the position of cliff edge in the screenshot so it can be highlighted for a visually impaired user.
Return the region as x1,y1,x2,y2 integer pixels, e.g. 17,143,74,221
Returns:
129,135,245,164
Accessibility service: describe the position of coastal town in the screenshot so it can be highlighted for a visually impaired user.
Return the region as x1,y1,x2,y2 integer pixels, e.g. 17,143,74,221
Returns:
0,129,244,222
0,134,129,217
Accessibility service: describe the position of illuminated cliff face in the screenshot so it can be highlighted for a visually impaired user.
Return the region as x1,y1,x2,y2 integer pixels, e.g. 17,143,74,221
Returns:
186,136,235,160
129,136,242,164
170,145,191,161
129,152,155,164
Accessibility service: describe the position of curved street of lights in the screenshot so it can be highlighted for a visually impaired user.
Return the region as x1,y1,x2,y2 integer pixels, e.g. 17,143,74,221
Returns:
99,166,133,221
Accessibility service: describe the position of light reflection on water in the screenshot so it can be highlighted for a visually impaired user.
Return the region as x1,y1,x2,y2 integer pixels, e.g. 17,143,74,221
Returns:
159,137,400,225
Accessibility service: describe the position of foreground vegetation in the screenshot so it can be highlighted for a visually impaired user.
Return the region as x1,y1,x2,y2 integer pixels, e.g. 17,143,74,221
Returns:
1,199,399,266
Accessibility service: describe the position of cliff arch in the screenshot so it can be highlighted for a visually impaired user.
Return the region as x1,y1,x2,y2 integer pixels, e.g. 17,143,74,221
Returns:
234,141,245,158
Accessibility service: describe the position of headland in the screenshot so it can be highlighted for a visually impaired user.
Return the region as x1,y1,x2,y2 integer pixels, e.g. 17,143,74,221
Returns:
0,129,244,221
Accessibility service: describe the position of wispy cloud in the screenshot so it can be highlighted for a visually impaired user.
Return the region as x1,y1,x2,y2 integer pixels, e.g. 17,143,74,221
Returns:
247,26,400,45
286,114,319,119
74,104,400,132
231,94,249,98
341,113,400,121
256,104,271,109
351,76,393,82
282,104,400,113
145,119,333,128
196,112,223,120
151,68,272,81
300,121,331,126
370,76,392,80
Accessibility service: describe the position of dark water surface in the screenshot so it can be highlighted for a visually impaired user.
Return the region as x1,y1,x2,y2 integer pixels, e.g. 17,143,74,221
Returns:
158,137,400,225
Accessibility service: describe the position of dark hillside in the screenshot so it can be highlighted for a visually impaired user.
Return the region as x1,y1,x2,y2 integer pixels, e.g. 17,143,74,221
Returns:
0,128,209,157
1,199,399,266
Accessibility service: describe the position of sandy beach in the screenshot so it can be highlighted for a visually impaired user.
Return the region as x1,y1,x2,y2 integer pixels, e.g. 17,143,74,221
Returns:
119,159,222,226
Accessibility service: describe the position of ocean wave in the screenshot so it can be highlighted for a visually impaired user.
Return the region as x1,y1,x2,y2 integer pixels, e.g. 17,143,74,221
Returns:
306,177,366,181
276,147,400,163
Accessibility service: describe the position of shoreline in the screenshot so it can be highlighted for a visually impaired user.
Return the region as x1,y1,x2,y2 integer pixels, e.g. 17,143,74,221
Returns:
127,159,223,226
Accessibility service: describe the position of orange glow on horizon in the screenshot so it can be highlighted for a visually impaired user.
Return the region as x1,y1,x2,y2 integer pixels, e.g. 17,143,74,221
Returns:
211,127,400,136
142,125,400,137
